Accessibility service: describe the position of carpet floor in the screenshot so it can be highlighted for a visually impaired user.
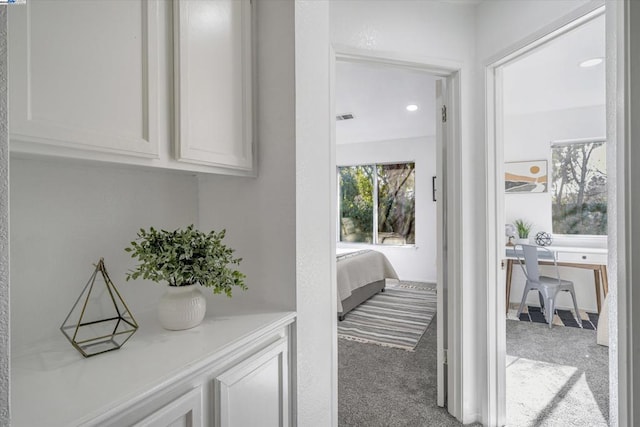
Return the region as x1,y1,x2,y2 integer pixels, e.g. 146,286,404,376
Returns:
339,315,478,427
506,319,609,427
339,303,609,426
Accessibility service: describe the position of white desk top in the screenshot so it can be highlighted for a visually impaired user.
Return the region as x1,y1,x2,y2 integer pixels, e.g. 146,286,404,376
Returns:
11,308,295,427
506,245,608,266
544,245,607,255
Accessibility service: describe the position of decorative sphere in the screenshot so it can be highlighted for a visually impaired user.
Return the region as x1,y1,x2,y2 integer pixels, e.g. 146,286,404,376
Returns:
535,231,553,246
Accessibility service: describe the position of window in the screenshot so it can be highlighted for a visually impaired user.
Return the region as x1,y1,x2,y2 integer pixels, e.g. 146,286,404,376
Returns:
339,162,415,245
551,139,606,235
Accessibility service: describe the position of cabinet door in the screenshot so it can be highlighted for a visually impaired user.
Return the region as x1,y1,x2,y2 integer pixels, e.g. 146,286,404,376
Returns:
174,0,253,171
214,338,289,427
133,387,204,427
8,0,159,158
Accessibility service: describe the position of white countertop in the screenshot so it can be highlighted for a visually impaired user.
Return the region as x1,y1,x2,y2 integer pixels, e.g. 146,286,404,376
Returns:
11,308,295,427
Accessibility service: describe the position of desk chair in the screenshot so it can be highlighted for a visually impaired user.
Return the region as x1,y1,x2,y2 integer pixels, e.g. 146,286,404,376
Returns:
514,244,582,328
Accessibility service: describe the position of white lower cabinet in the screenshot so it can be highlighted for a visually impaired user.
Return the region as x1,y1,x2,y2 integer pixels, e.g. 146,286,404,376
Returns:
11,312,295,427
118,335,291,427
214,338,289,427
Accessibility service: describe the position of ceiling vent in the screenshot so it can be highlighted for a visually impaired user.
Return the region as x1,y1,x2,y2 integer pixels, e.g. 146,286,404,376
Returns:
336,113,355,121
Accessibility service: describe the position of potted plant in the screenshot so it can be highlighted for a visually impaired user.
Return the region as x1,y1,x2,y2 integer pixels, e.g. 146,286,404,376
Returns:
125,225,246,330
514,219,533,244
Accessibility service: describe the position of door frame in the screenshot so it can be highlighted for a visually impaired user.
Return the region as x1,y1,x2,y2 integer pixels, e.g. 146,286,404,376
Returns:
483,4,625,426
330,45,464,418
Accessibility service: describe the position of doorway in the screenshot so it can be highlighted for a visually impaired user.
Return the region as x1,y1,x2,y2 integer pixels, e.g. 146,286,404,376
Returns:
331,48,462,422
485,5,614,426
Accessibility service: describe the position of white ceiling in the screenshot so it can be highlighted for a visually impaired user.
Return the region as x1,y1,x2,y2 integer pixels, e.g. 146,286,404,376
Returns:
335,61,438,145
335,13,604,145
503,14,605,115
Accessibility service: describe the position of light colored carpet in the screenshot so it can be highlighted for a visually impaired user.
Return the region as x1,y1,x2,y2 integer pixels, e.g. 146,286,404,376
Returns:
506,319,608,427
338,305,608,427
338,282,436,351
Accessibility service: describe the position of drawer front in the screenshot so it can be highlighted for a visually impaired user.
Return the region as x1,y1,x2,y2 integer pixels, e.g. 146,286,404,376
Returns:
556,251,607,265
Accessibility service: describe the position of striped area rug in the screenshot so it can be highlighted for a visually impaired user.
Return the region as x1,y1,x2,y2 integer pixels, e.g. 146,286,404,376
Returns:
338,282,436,351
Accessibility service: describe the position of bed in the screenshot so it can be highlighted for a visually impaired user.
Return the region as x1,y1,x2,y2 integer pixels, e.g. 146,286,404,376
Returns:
337,248,399,320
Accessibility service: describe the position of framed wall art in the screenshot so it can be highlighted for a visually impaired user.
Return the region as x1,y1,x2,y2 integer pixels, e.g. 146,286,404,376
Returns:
505,160,548,193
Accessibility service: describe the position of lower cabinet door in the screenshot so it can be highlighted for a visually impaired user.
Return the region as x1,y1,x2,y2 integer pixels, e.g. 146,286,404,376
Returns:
133,387,204,427
214,338,289,427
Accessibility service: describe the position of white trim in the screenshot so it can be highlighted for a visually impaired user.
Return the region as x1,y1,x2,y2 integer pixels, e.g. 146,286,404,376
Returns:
329,44,339,427
0,7,9,427
484,4,609,426
619,1,636,424
332,47,464,421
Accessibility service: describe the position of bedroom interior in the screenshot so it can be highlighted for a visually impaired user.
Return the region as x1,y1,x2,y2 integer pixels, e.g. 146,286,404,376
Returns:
500,11,610,426
334,59,454,424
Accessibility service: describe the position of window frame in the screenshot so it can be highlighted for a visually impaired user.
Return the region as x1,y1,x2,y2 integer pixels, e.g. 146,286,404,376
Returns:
337,161,416,247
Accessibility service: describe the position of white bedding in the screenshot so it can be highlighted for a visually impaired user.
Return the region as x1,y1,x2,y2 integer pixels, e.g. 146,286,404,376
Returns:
336,249,399,312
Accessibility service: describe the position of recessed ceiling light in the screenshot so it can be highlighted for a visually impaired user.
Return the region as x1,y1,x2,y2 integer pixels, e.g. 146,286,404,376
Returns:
406,104,418,112
579,57,603,68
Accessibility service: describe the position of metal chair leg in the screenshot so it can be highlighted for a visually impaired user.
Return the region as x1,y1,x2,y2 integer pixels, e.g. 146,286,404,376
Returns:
570,289,583,327
517,285,530,318
547,297,555,328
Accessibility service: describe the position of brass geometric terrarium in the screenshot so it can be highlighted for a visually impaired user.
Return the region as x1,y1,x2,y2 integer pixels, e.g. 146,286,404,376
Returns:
61,258,138,357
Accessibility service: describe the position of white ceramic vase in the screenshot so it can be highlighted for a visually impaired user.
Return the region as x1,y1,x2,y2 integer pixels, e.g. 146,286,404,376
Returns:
157,284,206,330
516,237,530,245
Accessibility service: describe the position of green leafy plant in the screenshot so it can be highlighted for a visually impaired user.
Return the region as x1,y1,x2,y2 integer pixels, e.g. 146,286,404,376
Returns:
514,219,533,239
125,225,247,297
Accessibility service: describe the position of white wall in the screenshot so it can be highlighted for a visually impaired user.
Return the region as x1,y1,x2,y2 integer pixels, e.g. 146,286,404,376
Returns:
9,158,199,352
295,1,336,425
337,137,437,282
504,105,605,311
197,0,296,313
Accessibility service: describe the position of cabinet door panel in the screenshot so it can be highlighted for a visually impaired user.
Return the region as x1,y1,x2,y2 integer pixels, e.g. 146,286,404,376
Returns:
133,387,204,427
174,0,253,171
215,338,289,427
8,0,159,157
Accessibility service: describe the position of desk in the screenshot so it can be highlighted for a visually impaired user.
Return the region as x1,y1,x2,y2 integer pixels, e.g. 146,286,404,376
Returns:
505,246,608,314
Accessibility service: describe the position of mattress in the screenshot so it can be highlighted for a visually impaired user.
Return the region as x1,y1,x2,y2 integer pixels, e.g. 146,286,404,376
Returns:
336,249,399,315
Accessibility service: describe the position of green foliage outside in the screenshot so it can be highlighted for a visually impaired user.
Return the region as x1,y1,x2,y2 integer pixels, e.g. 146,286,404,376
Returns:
125,225,247,297
552,142,607,235
339,166,374,242
377,163,415,244
339,163,416,245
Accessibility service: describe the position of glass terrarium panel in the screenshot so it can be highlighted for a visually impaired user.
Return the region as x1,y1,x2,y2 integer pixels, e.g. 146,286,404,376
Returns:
73,318,122,344
61,259,138,357
79,338,121,357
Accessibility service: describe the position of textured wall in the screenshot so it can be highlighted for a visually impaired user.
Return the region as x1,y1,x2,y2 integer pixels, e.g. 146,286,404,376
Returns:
0,6,9,426
295,1,336,425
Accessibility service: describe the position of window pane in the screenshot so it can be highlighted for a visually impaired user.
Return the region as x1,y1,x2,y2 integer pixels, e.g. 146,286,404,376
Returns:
339,165,374,243
551,141,607,235
377,163,416,245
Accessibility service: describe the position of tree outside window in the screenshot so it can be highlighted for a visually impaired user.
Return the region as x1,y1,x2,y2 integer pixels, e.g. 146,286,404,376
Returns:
551,140,606,235
339,162,415,245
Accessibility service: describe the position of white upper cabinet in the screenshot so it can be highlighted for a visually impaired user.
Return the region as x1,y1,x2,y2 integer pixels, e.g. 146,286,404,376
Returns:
8,0,159,158
174,0,253,171
8,0,255,175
